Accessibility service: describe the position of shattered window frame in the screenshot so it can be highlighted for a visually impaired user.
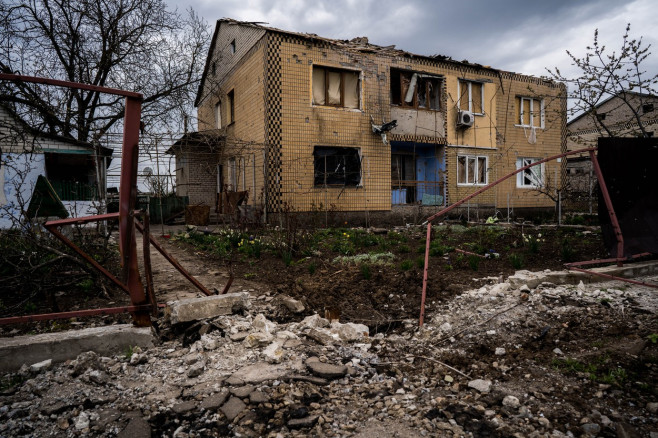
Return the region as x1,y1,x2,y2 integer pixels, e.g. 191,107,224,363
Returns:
313,146,362,187
390,69,442,111
458,80,485,115
516,97,544,128
312,65,361,109
516,157,545,188
457,154,488,186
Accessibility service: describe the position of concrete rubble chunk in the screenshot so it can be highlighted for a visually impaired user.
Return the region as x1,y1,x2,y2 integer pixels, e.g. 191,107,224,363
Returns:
252,313,277,333
332,322,369,341
468,379,492,394
0,325,154,373
200,389,230,410
117,417,151,438
502,395,520,408
249,391,269,404
29,359,52,374
230,385,254,398
305,328,336,346
263,340,285,363
172,401,197,414
288,415,319,429
300,314,329,329
243,332,274,348
227,362,292,385
166,292,251,325
306,357,348,379
221,396,246,421
277,294,305,313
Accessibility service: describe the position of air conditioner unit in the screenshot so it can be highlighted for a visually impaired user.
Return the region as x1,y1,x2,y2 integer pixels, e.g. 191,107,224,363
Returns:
457,110,474,128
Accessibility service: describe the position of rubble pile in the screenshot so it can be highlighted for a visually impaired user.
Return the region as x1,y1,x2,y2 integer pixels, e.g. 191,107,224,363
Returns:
1,273,657,437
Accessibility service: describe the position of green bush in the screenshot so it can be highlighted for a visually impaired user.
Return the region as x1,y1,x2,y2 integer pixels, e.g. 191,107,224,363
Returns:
509,254,524,269
468,255,480,271
400,260,413,271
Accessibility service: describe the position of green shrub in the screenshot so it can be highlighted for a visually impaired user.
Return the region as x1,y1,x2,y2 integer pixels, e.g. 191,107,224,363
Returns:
415,255,426,269
561,238,575,262
400,260,413,271
397,244,411,254
468,255,480,271
509,254,524,269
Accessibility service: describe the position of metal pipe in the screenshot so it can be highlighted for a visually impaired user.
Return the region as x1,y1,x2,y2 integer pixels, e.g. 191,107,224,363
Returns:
419,222,432,327
0,305,153,325
567,266,658,289
134,220,214,296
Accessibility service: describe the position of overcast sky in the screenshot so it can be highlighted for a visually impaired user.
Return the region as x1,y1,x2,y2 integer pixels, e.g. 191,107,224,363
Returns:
172,0,657,87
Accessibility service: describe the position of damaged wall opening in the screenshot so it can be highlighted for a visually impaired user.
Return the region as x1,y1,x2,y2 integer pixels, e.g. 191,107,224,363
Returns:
313,146,361,186
390,69,441,110
312,66,360,109
391,142,444,205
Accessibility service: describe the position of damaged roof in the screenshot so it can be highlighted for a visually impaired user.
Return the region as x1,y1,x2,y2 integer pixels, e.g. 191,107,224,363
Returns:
196,18,560,107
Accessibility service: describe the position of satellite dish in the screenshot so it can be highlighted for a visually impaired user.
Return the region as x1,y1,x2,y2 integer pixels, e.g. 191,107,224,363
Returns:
142,167,153,176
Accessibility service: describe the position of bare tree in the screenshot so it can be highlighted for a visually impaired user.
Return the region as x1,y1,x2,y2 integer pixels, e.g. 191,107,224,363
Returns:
548,23,658,136
0,0,210,142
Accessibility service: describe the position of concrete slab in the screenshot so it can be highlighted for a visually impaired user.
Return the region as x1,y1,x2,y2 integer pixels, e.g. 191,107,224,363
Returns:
165,292,251,325
0,325,154,373
508,260,658,289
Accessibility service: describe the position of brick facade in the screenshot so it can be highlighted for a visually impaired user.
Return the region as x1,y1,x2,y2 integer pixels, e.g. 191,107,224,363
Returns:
188,19,566,215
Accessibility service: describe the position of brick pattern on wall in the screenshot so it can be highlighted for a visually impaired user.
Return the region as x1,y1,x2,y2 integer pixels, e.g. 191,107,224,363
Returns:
265,34,284,213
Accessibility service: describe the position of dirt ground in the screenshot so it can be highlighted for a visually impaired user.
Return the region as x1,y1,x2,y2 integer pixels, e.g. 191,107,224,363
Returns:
1,222,657,437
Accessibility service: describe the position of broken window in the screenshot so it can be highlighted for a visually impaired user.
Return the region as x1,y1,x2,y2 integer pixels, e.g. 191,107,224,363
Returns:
458,80,484,114
516,157,544,188
312,66,360,109
230,39,236,54
643,103,654,114
227,90,234,124
313,146,361,186
390,69,441,110
517,97,544,128
457,155,487,185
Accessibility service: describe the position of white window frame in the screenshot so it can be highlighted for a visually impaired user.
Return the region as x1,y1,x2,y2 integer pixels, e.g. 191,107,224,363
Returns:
517,97,544,128
457,154,488,186
516,157,545,188
457,80,485,115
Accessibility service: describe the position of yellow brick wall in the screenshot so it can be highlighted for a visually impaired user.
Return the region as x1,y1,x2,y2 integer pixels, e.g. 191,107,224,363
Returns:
493,75,565,209
197,39,267,206
195,24,566,214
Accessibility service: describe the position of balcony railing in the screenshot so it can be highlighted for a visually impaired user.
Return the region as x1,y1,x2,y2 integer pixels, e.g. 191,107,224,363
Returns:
51,181,98,201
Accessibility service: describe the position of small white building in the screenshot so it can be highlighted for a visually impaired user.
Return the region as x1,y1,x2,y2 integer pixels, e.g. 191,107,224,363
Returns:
0,105,113,228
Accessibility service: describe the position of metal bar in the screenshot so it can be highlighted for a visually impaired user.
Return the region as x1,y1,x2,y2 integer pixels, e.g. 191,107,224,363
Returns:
46,212,120,226
567,266,658,289
119,96,150,326
589,150,625,266
0,305,153,325
565,253,652,268
419,222,432,327
141,213,158,317
134,221,214,296
455,248,486,258
43,223,130,294
0,73,143,98
423,147,597,224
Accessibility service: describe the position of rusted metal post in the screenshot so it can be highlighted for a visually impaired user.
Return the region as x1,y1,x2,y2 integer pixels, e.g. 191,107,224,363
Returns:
142,212,158,316
119,96,150,326
589,150,625,266
419,222,432,327
134,221,215,296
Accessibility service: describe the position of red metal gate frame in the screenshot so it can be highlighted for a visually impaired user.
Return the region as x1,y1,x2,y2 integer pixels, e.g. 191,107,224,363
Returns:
418,147,658,326
0,74,219,327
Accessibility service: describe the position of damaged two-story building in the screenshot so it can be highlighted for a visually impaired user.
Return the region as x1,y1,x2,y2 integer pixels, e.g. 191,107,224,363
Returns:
170,19,566,222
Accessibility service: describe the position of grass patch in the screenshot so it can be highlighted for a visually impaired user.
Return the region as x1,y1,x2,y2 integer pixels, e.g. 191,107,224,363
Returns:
400,260,413,271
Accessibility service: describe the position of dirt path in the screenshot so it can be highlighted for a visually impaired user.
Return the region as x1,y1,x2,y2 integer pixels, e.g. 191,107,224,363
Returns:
138,229,271,303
